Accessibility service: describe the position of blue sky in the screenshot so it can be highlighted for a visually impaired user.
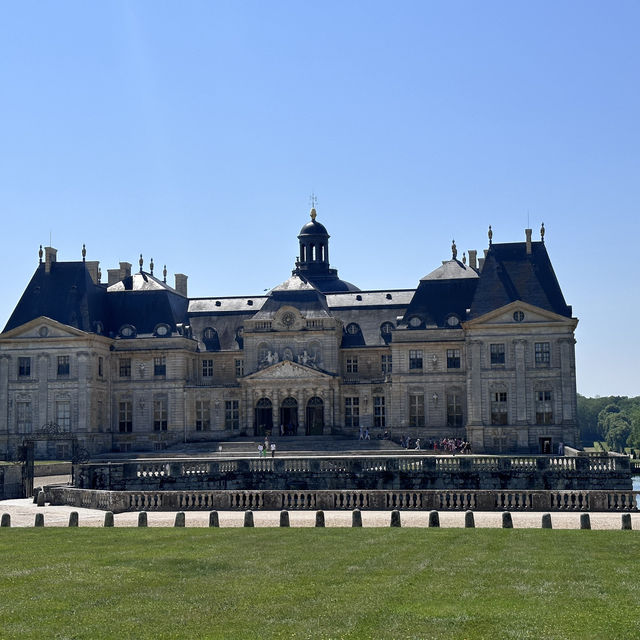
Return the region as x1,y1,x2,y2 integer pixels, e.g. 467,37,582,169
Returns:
1,2,638,397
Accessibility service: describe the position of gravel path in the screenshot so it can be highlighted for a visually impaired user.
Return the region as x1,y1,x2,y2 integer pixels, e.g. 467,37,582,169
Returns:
1,498,638,529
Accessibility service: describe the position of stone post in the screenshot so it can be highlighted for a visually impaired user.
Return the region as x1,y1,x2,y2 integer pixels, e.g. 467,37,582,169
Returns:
580,513,591,530
464,511,475,528
104,512,114,527
428,510,440,528
37,490,45,507
541,513,552,529
621,513,632,530
390,510,401,527
138,511,148,527
34,513,44,527
175,512,186,527
68,511,79,527
352,509,362,527
244,511,254,527
315,510,325,527
1,513,10,527
209,511,219,527
280,510,290,527
502,512,513,528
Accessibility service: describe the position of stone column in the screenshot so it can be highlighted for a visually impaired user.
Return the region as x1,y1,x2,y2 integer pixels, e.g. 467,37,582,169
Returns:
559,338,575,423
467,340,482,425
77,352,90,436
0,355,10,455
38,353,50,426
514,340,527,424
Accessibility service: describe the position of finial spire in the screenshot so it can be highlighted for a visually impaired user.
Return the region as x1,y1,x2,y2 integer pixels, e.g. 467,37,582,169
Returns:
163,264,167,283
309,192,318,221
150,257,154,275
139,254,143,272
451,239,457,260
38,245,43,264
82,243,86,262
97,266,102,283
462,251,466,265
488,225,493,246
540,222,545,243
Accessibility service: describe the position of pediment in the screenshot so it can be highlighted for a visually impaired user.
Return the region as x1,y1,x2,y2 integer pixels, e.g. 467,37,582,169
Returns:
464,301,577,328
0,316,91,340
245,360,333,381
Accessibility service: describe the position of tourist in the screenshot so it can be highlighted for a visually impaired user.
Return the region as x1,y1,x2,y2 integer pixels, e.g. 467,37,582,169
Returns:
270,443,276,458
415,438,421,450
359,426,364,440
364,428,370,440
258,444,264,457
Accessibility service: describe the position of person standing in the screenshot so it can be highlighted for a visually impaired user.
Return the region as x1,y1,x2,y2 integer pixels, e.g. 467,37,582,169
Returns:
270,442,276,458
258,444,264,457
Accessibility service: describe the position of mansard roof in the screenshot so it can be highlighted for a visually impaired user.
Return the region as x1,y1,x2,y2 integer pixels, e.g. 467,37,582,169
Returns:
469,241,572,319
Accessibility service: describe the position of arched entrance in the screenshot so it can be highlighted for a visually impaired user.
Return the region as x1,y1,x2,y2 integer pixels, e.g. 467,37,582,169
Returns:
254,398,273,436
280,397,298,436
306,396,324,435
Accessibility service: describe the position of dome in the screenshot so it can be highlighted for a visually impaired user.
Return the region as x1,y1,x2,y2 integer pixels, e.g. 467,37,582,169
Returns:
298,219,329,238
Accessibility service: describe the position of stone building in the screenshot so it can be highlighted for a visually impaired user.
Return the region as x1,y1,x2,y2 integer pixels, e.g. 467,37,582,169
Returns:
0,209,579,457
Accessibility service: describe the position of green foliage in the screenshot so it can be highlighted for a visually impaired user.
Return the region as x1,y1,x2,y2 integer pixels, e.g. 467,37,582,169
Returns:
579,395,640,452
2,529,640,639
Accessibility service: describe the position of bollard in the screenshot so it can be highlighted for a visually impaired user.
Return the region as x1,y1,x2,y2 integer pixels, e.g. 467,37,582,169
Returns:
244,511,254,528
33,487,42,504
315,510,325,528
464,510,475,528
104,512,114,527
390,510,401,527
34,513,44,527
68,512,79,527
428,510,440,528
209,511,219,528
352,509,362,528
541,513,552,529
580,513,591,530
36,491,45,507
1,513,11,527
621,513,632,530
138,511,148,527
175,512,186,527
502,512,513,529
280,511,290,527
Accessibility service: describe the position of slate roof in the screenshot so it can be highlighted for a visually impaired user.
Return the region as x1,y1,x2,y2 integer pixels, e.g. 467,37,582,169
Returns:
469,242,572,319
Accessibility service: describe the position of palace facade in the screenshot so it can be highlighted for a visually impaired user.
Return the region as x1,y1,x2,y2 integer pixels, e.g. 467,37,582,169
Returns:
0,209,579,458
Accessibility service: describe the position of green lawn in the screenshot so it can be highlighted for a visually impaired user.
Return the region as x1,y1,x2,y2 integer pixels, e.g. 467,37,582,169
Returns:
1,529,639,639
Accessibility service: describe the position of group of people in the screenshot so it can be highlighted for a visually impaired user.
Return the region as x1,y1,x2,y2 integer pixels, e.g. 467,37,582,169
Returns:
257,440,276,457
399,435,472,454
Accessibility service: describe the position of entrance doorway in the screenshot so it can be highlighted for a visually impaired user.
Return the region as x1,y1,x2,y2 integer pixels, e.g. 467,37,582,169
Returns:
254,398,273,436
280,397,298,435
306,396,324,435
539,437,552,454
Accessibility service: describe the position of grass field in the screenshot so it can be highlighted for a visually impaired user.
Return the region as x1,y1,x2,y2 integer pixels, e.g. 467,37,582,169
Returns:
1,529,639,639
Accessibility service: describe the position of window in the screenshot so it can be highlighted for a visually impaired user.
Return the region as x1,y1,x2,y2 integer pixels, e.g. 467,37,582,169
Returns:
154,356,166,377
374,396,385,428
235,359,244,377
346,323,360,335
447,349,461,369
196,400,210,431
344,397,359,427
381,354,392,375
346,357,358,373
119,358,131,378
409,394,425,427
535,342,550,367
447,392,463,428
490,344,505,366
202,359,214,378
56,400,71,431
380,322,394,343
225,400,240,430
118,400,132,432
409,349,423,370
535,390,553,425
57,355,70,377
18,357,31,377
98,356,103,378
16,401,32,433
513,310,525,322
491,392,508,425
154,397,168,431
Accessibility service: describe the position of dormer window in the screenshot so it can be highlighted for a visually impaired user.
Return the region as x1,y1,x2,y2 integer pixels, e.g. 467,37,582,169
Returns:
120,325,136,338
346,323,361,335
446,315,460,327
154,324,171,337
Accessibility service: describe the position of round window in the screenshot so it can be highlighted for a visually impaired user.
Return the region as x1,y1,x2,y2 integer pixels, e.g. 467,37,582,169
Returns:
346,323,360,335
513,311,525,322
381,322,394,335
446,315,460,327
409,316,422,328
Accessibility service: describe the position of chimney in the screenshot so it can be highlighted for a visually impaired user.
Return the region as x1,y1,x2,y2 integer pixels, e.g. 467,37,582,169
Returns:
119,262,132,280
44,247,57,273
175,273,188,297
85,261,100,285
525,228,532,254
478,257,485,271
107,269,120,286
468,249,477,269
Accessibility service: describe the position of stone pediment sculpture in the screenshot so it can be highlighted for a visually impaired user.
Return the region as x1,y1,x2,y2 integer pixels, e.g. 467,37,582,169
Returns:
0,316,93,340
246,359,332,381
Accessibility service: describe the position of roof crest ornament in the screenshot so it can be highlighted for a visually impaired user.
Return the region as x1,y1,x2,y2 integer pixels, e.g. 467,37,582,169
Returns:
150,258,154,276
451,239,457,260
39,245,43,264
309,192,318,221
163,265,167,283
462,252,466,265
82,244,86,262
139,254,143,273
488,225,493,246
540,222,545,243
